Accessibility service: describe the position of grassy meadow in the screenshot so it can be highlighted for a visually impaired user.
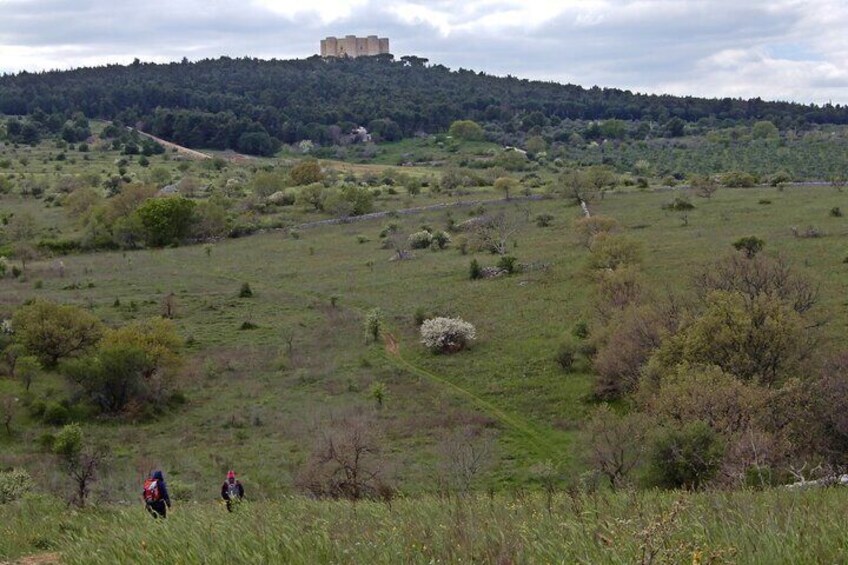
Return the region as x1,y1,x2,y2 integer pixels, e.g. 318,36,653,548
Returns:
2,127,848,563
2,180,847,498
4,488,848,563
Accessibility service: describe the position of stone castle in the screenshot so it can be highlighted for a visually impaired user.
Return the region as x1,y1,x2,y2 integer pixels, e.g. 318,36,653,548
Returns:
320,35,390,58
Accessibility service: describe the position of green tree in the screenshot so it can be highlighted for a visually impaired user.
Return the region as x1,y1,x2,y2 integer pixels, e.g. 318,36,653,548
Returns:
647,421,724,490
135,196,196,247
654,291,808,385
290,160,325,186
53,424,109,507
12,300,104,368
752,120,779,140
494,176,518,200
732,236,765,258
448,120,485,141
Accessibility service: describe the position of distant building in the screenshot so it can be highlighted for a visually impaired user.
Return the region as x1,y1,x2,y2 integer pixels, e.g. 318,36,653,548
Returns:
320,35,390,58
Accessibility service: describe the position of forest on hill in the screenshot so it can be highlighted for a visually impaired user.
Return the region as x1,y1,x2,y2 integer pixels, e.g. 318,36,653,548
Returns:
2,55,848,155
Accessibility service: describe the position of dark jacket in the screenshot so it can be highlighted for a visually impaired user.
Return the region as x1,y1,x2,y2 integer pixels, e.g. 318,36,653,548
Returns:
150,470,171,507
221,480,244,500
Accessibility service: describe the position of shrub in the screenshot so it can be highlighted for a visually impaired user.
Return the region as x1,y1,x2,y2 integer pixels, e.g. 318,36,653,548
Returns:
42,402,70,426
448,120,485,142
430,231,451,250
469,259,482,280
408,230,433,249
662,197,695,211
732,236,765,258
365,308,383,343
586,234,642,272
134,196,196,247
290,160,325,186
647,421,724,490
721,171,756,188
239,282,253,298
573,215,619,248
497,255,518,274
535,213,554,227
572,320,590,340
555,342,577,372
0,469,35,504
420,317,477,354
830,207,843,218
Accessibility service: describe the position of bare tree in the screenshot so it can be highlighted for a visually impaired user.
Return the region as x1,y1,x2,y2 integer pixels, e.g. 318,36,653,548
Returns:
693,253,818,315
161,292,177,319
474,211,525,255
584,405,648,490
436,425,496,495
691,174,719,199
1,395,16,435
296,413,392,501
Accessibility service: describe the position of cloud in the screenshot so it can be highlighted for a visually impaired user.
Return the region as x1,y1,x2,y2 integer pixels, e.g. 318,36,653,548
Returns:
0,0,846,105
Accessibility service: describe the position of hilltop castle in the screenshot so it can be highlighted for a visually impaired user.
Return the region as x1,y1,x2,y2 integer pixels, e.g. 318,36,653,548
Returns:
320,36,390,58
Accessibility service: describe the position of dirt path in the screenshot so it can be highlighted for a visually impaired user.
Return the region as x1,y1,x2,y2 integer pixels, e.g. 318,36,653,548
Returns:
380,328,563,460
127,128,212,160
383,332,400,355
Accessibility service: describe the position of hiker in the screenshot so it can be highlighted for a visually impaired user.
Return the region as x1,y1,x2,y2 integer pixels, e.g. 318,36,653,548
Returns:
221,470,245,512
143,469,171,519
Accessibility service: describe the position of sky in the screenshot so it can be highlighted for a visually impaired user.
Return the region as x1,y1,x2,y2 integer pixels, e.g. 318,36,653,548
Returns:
1,0,847,105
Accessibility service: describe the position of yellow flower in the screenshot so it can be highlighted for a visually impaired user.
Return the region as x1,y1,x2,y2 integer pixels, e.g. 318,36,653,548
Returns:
692,549,702,565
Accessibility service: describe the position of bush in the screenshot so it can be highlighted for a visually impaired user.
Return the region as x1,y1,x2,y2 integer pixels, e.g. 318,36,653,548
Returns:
535,213,554,227
408,230,433,249
0,468,35,504
239,282,253,298
135,196,196,247
830,207,842,218
469,259,482,280
365,308,383,343
420,317,477,354
662,197,695,211
42,402,70,425
430,231,451,250
732,236,765,258
555,342,577,372
647,421,724,490
497,255,518,274
721,171,757,188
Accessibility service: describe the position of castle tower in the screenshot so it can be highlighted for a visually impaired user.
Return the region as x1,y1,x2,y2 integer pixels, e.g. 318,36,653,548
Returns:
320,36,390,58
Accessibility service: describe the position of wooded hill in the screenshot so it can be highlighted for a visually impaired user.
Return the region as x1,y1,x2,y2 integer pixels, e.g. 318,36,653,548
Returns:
2,55,848,155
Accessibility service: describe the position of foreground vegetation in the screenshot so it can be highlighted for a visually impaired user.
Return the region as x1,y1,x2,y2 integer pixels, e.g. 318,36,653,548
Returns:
4,488,848,563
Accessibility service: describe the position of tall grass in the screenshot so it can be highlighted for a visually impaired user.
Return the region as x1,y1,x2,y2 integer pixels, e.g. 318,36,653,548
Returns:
4,488,848,563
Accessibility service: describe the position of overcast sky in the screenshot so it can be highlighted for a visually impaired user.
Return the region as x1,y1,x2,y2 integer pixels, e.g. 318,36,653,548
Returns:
1,0,846,105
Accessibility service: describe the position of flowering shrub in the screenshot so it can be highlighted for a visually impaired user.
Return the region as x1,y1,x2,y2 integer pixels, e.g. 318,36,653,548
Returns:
0,468,34,504
408,231,433,249
420,317,476,353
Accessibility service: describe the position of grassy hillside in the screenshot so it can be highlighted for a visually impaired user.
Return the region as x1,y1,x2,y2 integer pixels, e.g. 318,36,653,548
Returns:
2,177,846,500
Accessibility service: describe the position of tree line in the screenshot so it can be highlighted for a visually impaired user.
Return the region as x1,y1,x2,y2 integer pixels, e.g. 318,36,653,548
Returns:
2,56,848,155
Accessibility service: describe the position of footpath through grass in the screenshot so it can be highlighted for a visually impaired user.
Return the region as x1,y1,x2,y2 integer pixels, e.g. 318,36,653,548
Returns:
4,488,848,563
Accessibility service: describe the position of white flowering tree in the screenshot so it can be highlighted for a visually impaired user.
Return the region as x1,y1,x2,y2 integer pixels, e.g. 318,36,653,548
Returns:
420,317,477,354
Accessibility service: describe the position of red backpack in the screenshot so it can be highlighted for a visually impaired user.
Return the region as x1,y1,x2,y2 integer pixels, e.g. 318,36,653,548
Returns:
143,478,161,502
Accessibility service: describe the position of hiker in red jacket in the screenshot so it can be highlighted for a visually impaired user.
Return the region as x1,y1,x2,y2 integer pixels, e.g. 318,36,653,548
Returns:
221,470,245,512
142,470,171,519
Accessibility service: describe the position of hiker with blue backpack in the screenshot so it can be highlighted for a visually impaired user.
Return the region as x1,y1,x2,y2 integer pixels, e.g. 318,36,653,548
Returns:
143,470,172,519
221,470,244,512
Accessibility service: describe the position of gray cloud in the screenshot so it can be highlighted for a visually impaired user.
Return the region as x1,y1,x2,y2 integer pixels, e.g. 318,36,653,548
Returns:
0,0,846,104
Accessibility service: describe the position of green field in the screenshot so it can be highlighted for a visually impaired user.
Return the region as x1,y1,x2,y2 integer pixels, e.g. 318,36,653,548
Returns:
2,127,848,563
2,179,846,497
4,488,848,563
